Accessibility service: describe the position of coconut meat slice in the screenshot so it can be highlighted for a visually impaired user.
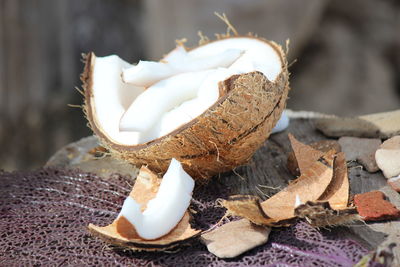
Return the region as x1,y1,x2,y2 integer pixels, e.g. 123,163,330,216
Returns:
119,70,213,132
117,159,195,240
163,45,188,64
271,110,289,134
91,55,145,145
187,37,282,81
130,67,237,142
121,48,243,87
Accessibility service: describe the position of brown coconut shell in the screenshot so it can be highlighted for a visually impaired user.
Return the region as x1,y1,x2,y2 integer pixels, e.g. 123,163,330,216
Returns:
82,36,290,180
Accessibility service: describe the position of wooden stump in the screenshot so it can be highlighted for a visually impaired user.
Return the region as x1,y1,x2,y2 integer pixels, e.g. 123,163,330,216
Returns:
47,112,400,264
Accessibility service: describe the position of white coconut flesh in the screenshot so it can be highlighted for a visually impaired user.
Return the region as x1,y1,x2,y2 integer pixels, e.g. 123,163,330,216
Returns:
90,37,283,146
117,158,195,240
271,111,289,134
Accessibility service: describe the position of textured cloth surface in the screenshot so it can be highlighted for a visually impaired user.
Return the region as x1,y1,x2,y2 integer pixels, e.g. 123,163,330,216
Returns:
0,168,368,266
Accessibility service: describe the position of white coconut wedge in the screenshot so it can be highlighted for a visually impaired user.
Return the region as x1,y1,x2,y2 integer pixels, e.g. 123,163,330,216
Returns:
119,70,213,132
88,162,200,251
121,48,242,87
82,34,290,180
117,159,194,240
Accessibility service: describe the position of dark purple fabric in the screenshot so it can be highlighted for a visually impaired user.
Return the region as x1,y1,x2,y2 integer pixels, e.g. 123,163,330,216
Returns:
0,168,368,266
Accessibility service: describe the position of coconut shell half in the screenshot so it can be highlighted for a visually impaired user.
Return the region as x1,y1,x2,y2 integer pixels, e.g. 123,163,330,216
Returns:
82,36,290,180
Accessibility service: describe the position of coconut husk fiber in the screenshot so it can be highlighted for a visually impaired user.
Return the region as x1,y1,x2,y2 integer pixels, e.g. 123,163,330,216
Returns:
82,37,290,180
0,168,368,266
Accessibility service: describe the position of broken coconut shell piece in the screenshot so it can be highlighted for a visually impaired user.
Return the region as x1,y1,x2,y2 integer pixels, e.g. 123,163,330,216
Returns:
88,159,200,251
222,136,354,227
82,33,290,179
222,150,336,226
318,152,349,210
287,134,341,177
286,135,349,209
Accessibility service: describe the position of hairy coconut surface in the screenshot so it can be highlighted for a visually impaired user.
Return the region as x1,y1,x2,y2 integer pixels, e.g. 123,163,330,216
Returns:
82,36,289,179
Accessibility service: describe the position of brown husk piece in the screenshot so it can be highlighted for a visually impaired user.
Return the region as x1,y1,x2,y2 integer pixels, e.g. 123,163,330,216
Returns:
294,201,359,227
287,136,349,210
88,166,200,251
222,195,294,226
82,36,290,180
222,150,335,226
318,152,349,210
287,138,341,176
287,134,325,176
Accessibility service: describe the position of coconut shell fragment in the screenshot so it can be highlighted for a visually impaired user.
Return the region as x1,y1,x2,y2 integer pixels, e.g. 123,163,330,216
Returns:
286,134,341,177
287,134,325,176
88,166,200,251
262,150,336,220
222,195,294,227
286,135,349,210
222,135,356,228
222,150,336,226
318,152,349,210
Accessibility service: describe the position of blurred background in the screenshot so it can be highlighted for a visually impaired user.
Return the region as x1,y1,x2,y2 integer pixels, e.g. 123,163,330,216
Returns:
1,0,399,171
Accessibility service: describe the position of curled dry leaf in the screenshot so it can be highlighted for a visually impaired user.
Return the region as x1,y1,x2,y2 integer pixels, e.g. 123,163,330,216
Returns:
88,166,201,251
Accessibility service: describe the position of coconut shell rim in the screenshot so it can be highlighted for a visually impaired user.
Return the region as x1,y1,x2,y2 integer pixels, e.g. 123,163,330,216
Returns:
82,35,289,152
